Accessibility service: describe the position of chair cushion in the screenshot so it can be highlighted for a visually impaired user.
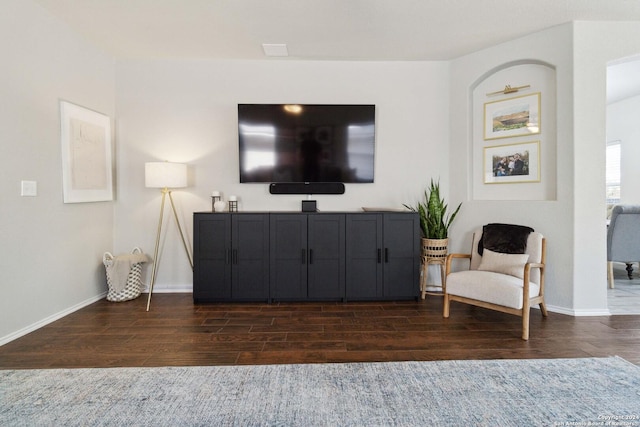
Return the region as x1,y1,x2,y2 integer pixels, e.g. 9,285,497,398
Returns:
469,229,543,286
446,270,540,310
477,249,529,279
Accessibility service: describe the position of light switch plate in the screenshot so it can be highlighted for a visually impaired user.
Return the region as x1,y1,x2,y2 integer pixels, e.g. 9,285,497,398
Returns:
21,180,37,196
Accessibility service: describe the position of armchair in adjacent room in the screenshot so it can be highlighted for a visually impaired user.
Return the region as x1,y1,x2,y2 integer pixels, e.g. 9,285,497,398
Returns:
443,224,547,340
607,205,640,288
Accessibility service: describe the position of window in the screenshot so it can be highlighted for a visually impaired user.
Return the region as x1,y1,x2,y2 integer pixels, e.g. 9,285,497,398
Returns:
606,140,621,204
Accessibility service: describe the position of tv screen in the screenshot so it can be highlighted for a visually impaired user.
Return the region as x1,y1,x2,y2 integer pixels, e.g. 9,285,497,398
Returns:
238,104,375,183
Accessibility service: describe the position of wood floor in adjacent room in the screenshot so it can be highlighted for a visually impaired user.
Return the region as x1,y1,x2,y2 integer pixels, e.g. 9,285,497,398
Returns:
1,293,639,369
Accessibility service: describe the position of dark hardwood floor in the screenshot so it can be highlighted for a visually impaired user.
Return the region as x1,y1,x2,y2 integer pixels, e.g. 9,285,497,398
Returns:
1,293,639,369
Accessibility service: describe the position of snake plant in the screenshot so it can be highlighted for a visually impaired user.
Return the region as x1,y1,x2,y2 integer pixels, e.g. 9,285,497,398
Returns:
404,179,461,239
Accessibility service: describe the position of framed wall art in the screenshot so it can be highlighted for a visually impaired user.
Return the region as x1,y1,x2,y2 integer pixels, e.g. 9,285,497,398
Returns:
60,100,113,203
483,140,540,184
484,92,541,140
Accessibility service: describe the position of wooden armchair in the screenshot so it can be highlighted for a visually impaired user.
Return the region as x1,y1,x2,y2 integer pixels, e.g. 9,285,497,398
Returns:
443,225,547,340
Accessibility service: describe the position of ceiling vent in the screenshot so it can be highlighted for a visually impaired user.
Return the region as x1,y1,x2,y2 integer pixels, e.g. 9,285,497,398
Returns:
262,43,289,57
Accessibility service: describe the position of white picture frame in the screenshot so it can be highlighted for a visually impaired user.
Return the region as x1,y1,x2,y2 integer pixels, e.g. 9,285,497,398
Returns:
60,100,113,203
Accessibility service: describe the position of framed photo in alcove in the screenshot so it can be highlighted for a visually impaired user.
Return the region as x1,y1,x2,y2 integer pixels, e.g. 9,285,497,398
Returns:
483,140,540,184
484,92,541,140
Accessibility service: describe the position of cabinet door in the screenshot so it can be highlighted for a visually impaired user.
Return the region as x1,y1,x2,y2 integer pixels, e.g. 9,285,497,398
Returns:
308,214,345,300
382,213,420,299
270,214,308,299
345,213,383,299
193,213,231,301
232,214,270,300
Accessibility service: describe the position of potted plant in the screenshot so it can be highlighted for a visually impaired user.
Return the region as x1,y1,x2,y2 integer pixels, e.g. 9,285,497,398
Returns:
404,179,462,260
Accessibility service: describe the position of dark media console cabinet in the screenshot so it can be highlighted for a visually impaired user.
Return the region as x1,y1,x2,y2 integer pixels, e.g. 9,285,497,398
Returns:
193,211,420,303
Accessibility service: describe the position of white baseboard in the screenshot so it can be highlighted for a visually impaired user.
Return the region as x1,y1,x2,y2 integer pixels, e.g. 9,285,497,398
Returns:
0,292,107,346
545,304,611,317
141,282,193,293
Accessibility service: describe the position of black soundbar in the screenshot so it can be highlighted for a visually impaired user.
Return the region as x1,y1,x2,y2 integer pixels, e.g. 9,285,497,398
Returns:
269,182,345,195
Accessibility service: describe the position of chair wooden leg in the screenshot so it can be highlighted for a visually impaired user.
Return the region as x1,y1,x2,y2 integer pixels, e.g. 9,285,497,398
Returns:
522,308,530,341
539,301,548,317
420,258,427,300
608,262,615,289
443,294,450,318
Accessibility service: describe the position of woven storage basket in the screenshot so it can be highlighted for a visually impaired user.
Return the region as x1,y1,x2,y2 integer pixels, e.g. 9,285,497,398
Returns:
103,247,144,302
422,238,449,262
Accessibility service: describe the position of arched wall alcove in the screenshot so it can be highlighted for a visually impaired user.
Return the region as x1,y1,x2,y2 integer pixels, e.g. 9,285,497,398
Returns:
468,60,557,201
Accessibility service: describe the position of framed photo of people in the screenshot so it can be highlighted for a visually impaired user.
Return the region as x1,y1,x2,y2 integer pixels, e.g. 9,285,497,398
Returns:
483,92,541,140
483,140,540,184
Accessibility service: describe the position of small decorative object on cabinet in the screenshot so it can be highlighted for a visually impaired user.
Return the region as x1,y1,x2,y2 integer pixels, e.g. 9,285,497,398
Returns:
404,178,462,299
213,200,227,212
228,195,238,212
211,191,221,212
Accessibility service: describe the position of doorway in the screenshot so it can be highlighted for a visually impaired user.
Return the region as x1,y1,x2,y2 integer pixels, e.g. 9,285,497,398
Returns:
606,56,640,315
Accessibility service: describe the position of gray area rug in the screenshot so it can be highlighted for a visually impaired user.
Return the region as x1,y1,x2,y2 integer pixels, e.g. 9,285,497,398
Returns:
2,357,640,426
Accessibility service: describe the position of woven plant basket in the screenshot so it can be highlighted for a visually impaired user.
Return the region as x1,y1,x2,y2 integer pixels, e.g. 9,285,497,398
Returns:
103,247,144,302
422,238,449,262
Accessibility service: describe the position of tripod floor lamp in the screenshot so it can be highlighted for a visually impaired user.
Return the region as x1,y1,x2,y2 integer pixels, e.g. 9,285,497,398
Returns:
145,161,193,311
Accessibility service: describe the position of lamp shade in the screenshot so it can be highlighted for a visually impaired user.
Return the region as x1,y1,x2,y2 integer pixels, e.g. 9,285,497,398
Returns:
145,162,188,188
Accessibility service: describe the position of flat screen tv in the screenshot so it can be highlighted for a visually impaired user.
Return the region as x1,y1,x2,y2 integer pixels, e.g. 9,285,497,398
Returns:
238,104,375,183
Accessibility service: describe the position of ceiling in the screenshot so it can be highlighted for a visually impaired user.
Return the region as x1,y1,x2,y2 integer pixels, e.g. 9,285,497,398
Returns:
33,0,640,101
607,58,640,104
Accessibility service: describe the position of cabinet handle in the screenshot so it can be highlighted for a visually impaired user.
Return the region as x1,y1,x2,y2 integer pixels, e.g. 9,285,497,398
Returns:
377,248,382,264
301,248,306,264
233,249,238,265
225,249,231,265
385,248,389,263
309,249,313,264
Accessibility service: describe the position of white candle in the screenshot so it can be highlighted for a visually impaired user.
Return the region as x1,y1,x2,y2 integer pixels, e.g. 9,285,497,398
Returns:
212,191,220,197
229,195,237,201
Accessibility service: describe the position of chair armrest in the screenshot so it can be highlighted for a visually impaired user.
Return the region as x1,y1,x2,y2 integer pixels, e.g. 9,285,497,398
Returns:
524,262,544,272
446,253,472,275
523,262,545,297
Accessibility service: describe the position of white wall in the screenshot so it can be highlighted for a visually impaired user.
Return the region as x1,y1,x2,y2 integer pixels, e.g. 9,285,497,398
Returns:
0,0,115,344
572,22,640,311
607,94,640,203
114,60,451,291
